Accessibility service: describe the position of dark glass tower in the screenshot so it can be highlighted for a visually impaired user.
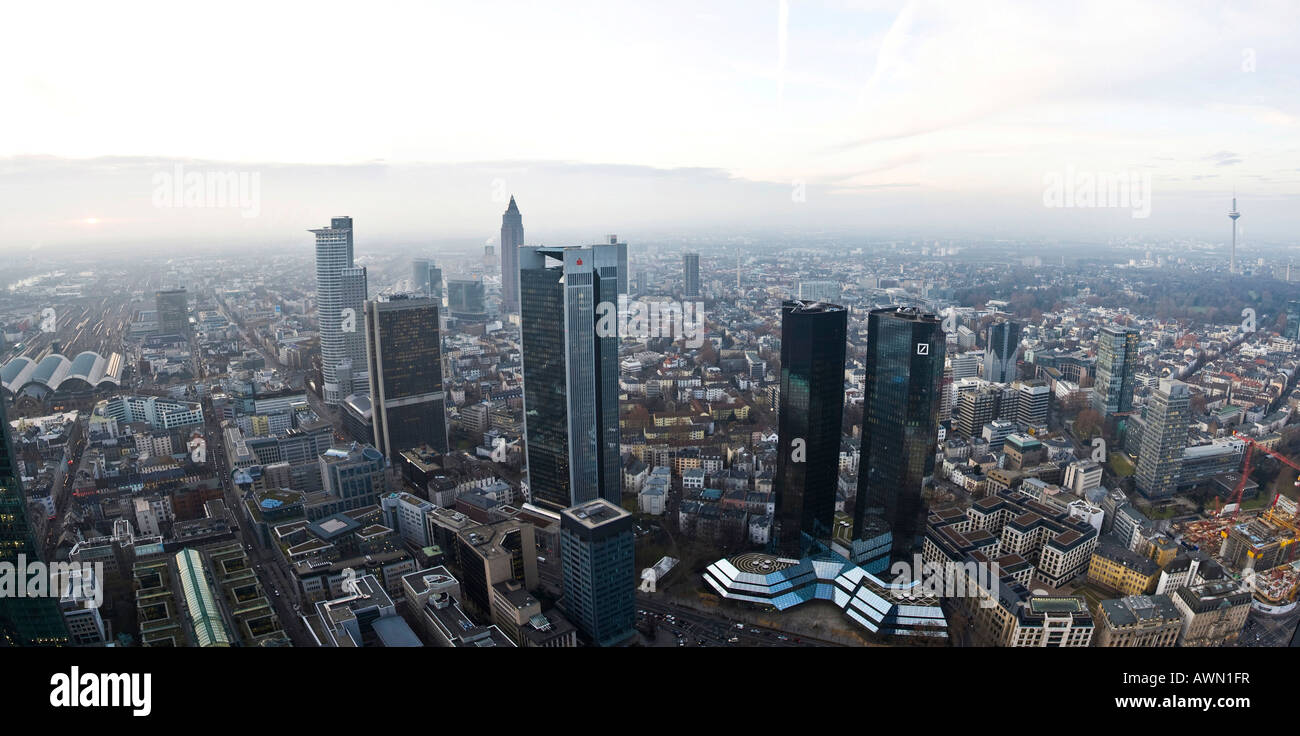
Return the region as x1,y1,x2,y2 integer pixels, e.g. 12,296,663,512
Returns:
772,300,847,558
1285,300,1300,341
683,252,700,298
155,288,189,336
364,295,448,458
560,499,635,647
519,243,623,511
447,279,487,323
1092,324,1140,416
984,319,1022,383
411,258,443,302
855,306,945,562
500,197,524,313
0,397,69,646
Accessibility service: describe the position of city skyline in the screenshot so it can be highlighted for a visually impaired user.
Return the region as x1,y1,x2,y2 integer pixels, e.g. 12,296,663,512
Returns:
4,1,1300,248
6,0,1300,673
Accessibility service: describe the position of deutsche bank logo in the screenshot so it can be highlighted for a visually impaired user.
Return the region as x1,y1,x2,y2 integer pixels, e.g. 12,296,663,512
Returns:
916,343,929,355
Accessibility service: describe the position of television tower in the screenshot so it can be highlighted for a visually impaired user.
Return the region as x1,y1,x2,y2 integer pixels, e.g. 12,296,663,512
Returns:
1229,192,1241,274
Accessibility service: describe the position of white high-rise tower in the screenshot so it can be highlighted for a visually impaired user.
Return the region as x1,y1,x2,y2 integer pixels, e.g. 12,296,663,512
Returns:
1229,193,1241,274
313,216,368,405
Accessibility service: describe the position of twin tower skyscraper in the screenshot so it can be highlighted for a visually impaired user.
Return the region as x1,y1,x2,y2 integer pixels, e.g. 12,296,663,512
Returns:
773,302,945,566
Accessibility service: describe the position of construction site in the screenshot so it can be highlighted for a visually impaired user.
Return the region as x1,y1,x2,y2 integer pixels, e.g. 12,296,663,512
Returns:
1174,435,1300,606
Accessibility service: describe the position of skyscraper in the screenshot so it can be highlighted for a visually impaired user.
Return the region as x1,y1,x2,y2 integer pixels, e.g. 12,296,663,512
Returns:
364,295,448,458
313,217,369,405
1135,379,1191,500
797,281,841,304
155,288,189,335
519,243,623,511
447,279,488,323
559,499,635,647
772,300,847,557
1092,324,1140,416
0,397,70,646
412,258,443,302
984,319,1022,383
683,252,700,298
500,196,524,313
855,307,945,562
1285,300,1300,341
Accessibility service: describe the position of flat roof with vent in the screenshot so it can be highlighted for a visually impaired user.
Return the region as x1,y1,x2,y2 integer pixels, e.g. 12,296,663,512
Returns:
562,499,630,530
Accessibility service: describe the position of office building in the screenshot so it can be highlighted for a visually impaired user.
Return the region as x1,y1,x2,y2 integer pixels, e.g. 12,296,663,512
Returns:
772,300,847,556
956,385,1000,439
1172,580,1251,647
704,552,947,638
155,288,189,335
984,320,1021,383
560,500,635,647
797,280,841,304
0,397,70,645
454,517,538,633
1064,459,1103,496
313,216,369,404
519,243,623,511
856,307,945,561
447,279,488,323
500,196,524,312
57,567,108,645
1285,300,1300,341
683,252,700,298
364,295,448,458
1092,324,1139,415
1012,379,1050,430
411,258,443,302
1087,536,1160,596
318,445,389,514
1094,594,1183,647
1135,379,1191,500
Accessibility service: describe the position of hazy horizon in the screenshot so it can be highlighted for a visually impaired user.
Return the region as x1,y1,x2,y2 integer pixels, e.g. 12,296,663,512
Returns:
3,1,1299,249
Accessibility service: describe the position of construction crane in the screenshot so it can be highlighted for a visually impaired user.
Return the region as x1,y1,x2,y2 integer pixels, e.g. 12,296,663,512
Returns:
1223,433,1300,526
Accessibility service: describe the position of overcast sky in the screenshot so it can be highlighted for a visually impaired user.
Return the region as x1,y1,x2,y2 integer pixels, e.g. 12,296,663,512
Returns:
3,0,1298,249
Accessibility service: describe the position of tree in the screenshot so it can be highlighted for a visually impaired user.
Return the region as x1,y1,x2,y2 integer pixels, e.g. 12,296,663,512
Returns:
1074,408,1103,440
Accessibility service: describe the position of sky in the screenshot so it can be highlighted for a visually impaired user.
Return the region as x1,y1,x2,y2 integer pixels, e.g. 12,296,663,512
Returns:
2,0,1299,249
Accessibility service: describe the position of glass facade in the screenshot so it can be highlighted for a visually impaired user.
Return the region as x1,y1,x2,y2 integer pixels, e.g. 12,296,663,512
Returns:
519,244,623,511
1092,324,1139,416
560,500,635,647
0,397,70,646
772,300,847,557
984,319,1022,383
155,288,189,335
364,296,447,457
855,307,945,562
683,252,700,298
448,279,487,321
